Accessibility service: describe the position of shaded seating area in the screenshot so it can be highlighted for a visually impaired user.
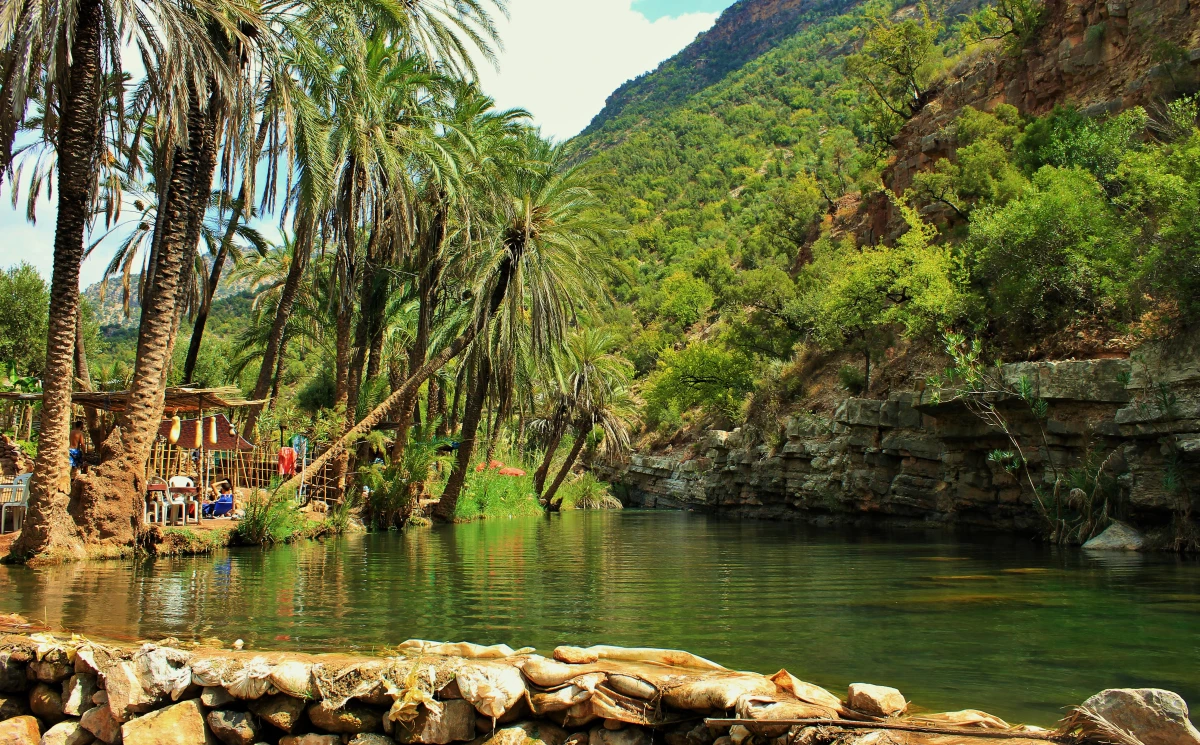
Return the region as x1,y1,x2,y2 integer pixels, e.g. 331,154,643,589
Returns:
0,473,30,534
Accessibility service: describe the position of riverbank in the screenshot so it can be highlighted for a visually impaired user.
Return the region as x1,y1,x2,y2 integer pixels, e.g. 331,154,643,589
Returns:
0,623,1196,745
604,350,1200,551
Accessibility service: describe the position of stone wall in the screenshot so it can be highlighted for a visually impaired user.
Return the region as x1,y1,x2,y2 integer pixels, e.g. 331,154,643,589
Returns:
1,629,1196,745
609,353,1200,548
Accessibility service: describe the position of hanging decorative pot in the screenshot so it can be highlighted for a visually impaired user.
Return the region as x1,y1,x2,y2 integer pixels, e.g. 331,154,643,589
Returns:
194,415,203,449
208,416,218,446
168,415,182,445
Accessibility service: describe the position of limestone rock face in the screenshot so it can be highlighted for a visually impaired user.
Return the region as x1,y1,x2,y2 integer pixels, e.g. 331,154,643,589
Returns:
81,702,122,743
306,700,383,734
394,699,477,744
847,684,907,717
206,709,258,745
0,714,41,745
1082,521,1146,551
102,660,156,721
63,674,100,717
1080,688,1200,745
40,719,96,745
247,693,307,733
0,691,31,719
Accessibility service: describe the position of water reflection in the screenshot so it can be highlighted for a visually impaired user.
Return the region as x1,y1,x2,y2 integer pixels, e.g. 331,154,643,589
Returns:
1,511,1197,725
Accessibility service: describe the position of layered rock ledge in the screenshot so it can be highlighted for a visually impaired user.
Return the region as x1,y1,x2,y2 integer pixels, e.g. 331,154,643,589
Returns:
1,625,1197,745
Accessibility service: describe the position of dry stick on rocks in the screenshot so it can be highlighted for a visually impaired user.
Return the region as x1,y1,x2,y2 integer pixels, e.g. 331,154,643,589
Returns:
704,719,1068,742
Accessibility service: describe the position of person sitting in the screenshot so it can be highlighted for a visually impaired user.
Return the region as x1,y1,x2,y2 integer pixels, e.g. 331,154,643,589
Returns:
203,481,236,518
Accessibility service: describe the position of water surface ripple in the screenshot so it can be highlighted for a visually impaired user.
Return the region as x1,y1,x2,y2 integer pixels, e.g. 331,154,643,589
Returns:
1,511,1197,725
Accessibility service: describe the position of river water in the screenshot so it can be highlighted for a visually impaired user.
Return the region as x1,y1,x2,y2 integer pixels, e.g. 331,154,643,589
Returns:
1,511,1197,725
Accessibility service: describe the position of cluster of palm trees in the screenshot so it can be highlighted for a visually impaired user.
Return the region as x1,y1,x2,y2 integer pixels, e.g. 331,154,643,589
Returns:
2,0,635,561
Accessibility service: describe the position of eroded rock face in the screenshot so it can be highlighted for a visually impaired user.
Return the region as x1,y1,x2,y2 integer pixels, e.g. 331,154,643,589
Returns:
247,693,307,733
206,709,258,745
307,699,383,734
394,699,477,744
200,687,235,709
0,714,41,745
1081,688,1200,745
848,684,907,717
120,699,212,745
40,719,96,745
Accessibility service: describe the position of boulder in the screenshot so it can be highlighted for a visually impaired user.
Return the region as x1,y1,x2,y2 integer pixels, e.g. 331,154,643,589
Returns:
478,723,569,745
1,691,32,719
40,720,96,745
0,714,41,745
349,736,397,745
102,660,156,721
306,700,383,734
120,699,214,745
1079,688,1200,745
247,693,307,733
200,687,235,709
1082,521,1146,551
847,684,907,717
0,653,31,693
206,709,258,745
589,725,650,745
30,682,66,724
394,699,477,744
31,655,75,684
81,702,122,743
63,674,100,716
279,736,341,745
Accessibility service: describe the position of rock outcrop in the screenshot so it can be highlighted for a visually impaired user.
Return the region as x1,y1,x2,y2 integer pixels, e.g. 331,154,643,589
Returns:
609,353,1200,548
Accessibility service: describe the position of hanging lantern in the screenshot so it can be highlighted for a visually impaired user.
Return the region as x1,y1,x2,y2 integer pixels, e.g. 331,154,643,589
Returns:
194,417,203,449
168,415,182,445
208,416,218,446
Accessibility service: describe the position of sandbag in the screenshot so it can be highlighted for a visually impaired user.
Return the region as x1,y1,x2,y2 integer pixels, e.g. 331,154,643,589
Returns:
607,674,657,701
907,710,1010,729
313,659,394,709
662,673,777,711
769,670,843,711
520,656,578,688
270,660,314,699
457,662,528,718
191,657,242,688
400,640,529,659
226,656,276,699
133,644,193,701
530,685,592,714
555,646,724,670
735,693,842,735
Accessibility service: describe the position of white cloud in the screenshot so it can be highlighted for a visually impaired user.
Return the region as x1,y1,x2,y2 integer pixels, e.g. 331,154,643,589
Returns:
474,0,717,140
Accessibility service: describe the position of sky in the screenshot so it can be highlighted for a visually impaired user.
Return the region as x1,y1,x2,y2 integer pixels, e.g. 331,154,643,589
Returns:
0,0,734,289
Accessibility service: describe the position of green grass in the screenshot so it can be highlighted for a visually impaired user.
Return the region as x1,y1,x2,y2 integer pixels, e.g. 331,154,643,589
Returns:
556,472,623,511
150,527,234,556
453,467,544,521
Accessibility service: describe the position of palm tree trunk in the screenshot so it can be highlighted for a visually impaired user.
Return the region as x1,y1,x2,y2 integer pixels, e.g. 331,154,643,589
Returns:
182,115,270,384
534,414,567,496
434,383,448,438
331,301,353,501
9,0,102,562
74,312,105,448
543,425,588,508
435,352,491,521
269,332,289,406
448,365,465,434
243,223,311,438
70,91,202,548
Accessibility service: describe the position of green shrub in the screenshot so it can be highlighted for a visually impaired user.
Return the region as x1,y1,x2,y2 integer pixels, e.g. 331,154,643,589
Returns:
453,468,543,521
838,364,866,394
558,472,623,510
643,340,755,425
359,438,442,528
234,487,307,545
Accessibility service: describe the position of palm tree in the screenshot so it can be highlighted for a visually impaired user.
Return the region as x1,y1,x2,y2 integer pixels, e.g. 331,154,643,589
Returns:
4,0,236,560
543,385,638,509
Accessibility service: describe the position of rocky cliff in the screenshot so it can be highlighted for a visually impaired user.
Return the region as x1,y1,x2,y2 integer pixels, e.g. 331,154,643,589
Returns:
608,341,1200,549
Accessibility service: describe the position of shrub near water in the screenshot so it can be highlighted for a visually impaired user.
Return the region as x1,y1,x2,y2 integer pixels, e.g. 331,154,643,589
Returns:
234,487,308,545
452,467,543,521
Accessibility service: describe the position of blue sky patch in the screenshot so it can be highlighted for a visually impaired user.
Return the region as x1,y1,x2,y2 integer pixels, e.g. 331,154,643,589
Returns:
632,0,737,21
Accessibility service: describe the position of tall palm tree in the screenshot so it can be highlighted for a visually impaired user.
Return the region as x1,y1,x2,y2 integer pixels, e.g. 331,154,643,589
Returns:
543,386,638,509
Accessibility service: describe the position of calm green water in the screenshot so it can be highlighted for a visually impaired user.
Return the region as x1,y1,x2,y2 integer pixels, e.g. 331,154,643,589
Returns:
1,511,1197,726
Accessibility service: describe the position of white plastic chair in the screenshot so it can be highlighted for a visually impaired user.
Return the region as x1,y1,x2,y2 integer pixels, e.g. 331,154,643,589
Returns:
0,473,31,534
145,476,169,524
167,475,196,525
